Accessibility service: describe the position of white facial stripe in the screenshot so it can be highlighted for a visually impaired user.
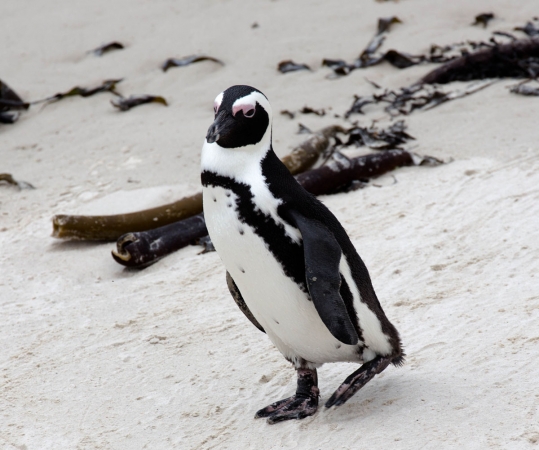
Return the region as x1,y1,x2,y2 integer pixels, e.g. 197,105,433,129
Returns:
232,92,272,119
232,103,255,117
214,92,224,113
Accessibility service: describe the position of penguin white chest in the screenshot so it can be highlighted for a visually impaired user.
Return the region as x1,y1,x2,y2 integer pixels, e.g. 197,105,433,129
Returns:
203,185,361,366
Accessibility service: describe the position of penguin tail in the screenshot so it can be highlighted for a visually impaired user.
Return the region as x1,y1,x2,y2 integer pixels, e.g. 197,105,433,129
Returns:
391,352,406,367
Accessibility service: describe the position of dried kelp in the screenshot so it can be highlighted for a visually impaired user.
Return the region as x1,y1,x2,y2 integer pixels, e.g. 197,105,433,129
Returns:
52,193,203,241
1,79,29,124
0,173,35,189
345,80,495,117
111,213,208,268
54,127,341,241
300,106,325,116
278,60,311,73
161,55,224,72
421,38,539,84
297,123,312,134
280,110,295,119
344,120,414,150
111,95,167,111
113,148,440,268
38,79,123,104
509,79,539,96
473,13,495,29
515,19,539,37
323,16,403,77
280,107,325,119
91,42,124,56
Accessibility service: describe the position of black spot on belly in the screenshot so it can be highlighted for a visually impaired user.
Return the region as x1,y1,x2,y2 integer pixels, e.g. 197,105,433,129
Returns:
227,203,232,208
239,228,244,235
336,344,341,349
213,196,217,202
226,192,231,197
239,267,245,273
274,319,279,324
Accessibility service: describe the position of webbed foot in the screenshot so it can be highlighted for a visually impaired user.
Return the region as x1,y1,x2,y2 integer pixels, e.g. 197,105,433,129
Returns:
255,368,319,424
325,355,392,408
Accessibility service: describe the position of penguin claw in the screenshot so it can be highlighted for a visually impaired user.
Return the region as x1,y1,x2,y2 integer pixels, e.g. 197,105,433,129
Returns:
255,395,318,424
254,397,295,418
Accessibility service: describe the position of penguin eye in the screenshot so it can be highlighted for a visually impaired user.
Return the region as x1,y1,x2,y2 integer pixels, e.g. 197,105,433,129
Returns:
244,108,255,118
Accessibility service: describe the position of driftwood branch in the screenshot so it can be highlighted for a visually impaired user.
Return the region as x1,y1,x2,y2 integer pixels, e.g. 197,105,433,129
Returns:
52,193,203,241
111,213,208,267
113,149,438,268
296,149,414,195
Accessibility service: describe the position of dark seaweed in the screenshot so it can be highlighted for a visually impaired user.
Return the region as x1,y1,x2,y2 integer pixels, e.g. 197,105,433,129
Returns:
492,31,517,40
91,42,124,56
377,16,402,34
515,19,539,37
0,173,35,189
280,110,295,119
300,106,326,116
473,13,495,28
111,95,168,111
0,79,28,124
509,80,539,96
161,55,224,72
345,81,495,118
344,120,415,150
39,79,123,104
323,16,403,77
278,60,312,73
383,50,424,68
297,123,312,134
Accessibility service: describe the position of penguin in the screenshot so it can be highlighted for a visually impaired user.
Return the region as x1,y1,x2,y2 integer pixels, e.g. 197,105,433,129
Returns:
201,85,404,424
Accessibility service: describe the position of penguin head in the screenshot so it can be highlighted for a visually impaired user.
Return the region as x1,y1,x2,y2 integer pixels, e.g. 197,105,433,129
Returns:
205,85,272,149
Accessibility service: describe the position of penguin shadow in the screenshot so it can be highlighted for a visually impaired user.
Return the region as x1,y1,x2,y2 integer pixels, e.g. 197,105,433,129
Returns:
319,371,440,424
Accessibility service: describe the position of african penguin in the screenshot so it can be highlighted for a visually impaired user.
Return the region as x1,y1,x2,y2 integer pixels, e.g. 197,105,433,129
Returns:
201,85,404,424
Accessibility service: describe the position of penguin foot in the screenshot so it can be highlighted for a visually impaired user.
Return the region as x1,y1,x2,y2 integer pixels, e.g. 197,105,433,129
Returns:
325,355,392,408
255,367,319,424
255,395,318,424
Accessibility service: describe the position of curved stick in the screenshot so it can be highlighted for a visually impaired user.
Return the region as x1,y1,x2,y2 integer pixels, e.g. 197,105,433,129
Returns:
52,193,203,241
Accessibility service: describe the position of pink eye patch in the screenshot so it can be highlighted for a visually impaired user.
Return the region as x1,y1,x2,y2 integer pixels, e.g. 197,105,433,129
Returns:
232,103,256,118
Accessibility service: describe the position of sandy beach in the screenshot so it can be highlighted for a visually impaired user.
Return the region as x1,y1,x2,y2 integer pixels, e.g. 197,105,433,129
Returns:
2,0,539,448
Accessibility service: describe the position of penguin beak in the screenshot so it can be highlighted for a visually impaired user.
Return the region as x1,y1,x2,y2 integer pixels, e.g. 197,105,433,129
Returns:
206,111,233,144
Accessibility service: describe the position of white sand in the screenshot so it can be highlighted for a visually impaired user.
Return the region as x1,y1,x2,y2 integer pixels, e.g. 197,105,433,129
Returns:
2,0,539,448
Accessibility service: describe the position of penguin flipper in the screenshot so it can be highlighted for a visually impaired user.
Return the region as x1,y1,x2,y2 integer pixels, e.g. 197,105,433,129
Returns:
287,210,359,346
226,271,265,333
